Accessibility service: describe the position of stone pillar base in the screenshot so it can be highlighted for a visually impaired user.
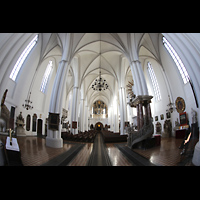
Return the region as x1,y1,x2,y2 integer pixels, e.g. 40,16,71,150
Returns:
46,137,63,148
192,142,200,166
16,126,26,136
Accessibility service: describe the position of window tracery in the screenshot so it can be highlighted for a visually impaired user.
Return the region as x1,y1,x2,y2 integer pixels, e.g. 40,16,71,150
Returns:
9,34,38,81
163,36,190,84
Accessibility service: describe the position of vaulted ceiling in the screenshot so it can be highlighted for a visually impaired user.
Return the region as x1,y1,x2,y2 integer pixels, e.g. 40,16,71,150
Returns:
71,33,130,107
40,33,162,108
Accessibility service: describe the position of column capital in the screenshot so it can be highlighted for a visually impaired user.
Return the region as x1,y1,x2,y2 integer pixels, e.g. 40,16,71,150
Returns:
59,59,68,64
131,60,141,65
119,86,126,90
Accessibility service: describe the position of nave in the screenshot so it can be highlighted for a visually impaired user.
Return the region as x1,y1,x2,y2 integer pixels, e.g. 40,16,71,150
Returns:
0,133,195,166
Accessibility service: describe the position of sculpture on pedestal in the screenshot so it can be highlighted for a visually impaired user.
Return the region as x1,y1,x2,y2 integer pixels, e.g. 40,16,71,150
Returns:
156,122,162,134
163,119,172,137
191,108,197,124
15,112,26,136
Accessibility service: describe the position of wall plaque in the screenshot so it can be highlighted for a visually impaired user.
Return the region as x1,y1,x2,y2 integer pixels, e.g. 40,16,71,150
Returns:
72,121,77,129
48,112,60,131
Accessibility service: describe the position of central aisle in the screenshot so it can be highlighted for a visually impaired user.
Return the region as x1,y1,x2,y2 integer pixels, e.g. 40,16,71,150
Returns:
87,132,112,166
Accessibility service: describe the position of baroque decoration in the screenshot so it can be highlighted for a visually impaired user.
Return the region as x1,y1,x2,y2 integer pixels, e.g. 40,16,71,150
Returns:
126,80,135,99
92,100,107,117
126,80,136,107
175,97,186,113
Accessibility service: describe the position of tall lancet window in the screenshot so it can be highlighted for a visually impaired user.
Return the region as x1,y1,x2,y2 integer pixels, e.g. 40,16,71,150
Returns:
9,34,38,81
163,36,190,84
147,62,162,102
40,60,53,93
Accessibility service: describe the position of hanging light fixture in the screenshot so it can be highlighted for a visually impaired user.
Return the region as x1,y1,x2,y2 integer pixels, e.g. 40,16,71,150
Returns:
92,71,109,91
22,92,33,110
92,33,109,92
166,95,175,113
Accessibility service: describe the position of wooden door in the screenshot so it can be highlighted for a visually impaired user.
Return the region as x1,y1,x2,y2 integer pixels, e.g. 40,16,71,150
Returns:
37,119,43,136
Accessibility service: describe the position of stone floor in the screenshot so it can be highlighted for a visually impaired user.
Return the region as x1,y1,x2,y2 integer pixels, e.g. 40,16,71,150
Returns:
0,134,196,166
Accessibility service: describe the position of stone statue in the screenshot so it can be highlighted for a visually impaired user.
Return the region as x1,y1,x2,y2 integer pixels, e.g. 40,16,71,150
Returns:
163,119,172,137
156,122,162,134
191,108,197,124
15,112,26,136
17,112,24,123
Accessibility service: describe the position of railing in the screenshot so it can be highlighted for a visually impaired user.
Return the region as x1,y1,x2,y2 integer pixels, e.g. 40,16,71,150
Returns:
127,119,154,148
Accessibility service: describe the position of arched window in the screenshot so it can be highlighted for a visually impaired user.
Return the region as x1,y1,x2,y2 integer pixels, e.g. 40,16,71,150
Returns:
147,62,162,102
26,114,31,131
40,60,53,93
9,34,38,81
163,36,190,84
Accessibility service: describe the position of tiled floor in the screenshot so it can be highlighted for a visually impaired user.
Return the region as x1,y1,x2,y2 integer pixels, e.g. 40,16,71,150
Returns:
106,143,132,166
0,135,75,166
133,138,183,166
68,143,93,166
0,134,196,166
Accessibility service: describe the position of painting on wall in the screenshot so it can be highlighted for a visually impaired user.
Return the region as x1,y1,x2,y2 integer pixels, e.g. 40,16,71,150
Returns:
72,121,77,129
160,114,164,120
166,112,171,119
155,116,158,121
48,112,60,131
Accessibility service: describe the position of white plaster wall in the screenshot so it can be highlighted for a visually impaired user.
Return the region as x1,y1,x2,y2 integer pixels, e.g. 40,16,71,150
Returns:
142,34,200,136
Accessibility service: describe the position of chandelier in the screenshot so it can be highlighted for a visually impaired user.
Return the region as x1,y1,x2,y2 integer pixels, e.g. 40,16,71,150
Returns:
92,71,108,91
166,95,175,113
91,33,109,92
22,92,33,110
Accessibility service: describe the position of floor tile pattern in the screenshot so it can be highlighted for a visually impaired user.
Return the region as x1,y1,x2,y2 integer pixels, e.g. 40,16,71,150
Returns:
0,135,74,166
106,143,132,166
68,143,93,166
1,134,195,166
133,138,183,166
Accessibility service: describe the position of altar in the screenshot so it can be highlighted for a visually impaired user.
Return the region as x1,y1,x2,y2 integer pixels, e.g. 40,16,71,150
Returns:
5,136,23,166
176,128,186,139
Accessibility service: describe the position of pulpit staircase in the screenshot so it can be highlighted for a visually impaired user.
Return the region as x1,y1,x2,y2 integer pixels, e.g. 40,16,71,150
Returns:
127,119,154,149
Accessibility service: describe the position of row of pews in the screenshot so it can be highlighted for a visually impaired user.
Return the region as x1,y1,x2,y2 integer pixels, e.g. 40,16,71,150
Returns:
101,130,128,143
62,130,97,143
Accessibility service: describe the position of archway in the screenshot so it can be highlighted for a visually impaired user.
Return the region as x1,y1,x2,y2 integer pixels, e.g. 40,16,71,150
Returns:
95,122,103,131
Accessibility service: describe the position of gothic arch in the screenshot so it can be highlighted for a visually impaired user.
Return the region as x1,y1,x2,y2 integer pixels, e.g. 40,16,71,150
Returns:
95,122,103,131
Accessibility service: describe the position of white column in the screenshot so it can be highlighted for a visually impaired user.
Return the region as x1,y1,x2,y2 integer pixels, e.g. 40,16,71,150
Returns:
113,96,119,133
119,87,127,135
46,60,69,148
130,61,141,96
71,87,79,135
80,99,85,132
135,60,148,95
129,60,148,96
70,56,80,135
85,105,89,131
108,105,113,132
